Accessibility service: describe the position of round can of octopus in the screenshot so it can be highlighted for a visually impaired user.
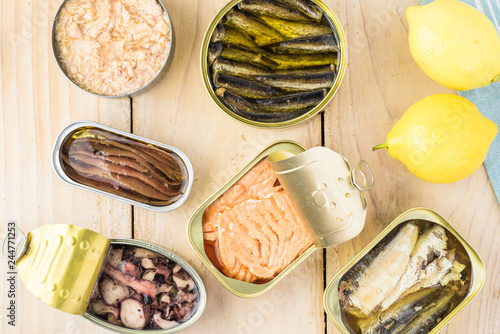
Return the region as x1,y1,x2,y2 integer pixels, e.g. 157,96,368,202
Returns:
5,224,206,333
51,0,174,98
52,121,193,213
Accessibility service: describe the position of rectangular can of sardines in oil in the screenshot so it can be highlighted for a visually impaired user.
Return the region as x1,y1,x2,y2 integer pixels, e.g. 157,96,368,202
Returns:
52,121,193,212
5,224,206,334
188,140,374,297
323,207,485,334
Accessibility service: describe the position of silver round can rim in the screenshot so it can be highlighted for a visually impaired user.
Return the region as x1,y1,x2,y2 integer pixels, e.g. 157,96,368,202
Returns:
51,0,174,98
83,238,207,334
51,120,194,213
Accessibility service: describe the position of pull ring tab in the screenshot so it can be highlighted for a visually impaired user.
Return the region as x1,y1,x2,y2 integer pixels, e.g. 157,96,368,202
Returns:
1,222,28,261
351,160,375,192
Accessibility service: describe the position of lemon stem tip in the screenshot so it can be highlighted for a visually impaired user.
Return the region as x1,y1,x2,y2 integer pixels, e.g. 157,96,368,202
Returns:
372,144,387,151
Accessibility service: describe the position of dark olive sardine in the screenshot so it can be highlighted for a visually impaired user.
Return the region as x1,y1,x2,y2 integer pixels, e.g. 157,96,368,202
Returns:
238,0,310,22
211,43,278,68
269,52,337,69
399,289,457,334
278,0,324,22
253,89,326,112
211,23,261,51
224,9,285,46
215,88,259,113
208,43,224,66
253,72,335,91
358,287,442,334
212,59,271,79
258,15,332,39
264,34,339,54
214,72,283,99
215,88,302,123
274,63,336,75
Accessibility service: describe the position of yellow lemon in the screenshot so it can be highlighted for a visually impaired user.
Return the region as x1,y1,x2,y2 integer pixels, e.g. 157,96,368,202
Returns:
373,94,497,183
407,0,500,90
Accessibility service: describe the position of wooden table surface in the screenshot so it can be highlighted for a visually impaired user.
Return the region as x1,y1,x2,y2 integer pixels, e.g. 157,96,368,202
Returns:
1,0,499,333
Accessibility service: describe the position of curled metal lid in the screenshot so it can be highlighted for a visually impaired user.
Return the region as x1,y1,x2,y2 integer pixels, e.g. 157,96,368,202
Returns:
268,147,374,248
13,224,110,315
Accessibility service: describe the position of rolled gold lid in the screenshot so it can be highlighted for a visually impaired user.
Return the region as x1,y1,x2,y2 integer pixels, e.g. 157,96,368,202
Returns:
268,147,374,248
15,224,110,315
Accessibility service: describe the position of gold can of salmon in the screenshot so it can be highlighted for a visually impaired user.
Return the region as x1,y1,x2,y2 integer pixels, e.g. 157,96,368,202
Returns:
323,208,485,334
4,224,206,333
188,140,374,297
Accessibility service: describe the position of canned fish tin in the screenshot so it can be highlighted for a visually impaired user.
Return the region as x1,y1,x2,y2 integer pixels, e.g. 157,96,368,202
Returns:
324,207,485,334
52,121,193,213
7,224,206,333
188,140,374,297
52,0,174,98
200,0,347,128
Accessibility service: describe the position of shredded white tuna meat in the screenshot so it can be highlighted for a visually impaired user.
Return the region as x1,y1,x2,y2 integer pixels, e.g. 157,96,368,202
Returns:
55,0,171,96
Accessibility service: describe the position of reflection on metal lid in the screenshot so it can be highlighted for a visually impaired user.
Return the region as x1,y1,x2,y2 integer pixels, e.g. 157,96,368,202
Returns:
269,147,373,248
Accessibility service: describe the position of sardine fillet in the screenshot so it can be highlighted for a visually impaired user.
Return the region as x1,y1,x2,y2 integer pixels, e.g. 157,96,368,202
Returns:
339,222,420,317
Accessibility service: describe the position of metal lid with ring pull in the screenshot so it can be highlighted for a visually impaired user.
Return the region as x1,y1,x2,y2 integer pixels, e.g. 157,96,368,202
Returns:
2,224,110,315
268,147,374,248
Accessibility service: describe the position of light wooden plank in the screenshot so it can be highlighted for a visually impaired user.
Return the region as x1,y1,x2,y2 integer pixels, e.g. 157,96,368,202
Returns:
325,1,500,333
131,0,323,333
0,0,131,333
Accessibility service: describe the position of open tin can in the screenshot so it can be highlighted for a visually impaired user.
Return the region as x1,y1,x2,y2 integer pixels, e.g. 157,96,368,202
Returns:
52,121,193,213
52,0,174,98
200,0,347,128
324,207,485,334
188,140,374,297
2,224,206,333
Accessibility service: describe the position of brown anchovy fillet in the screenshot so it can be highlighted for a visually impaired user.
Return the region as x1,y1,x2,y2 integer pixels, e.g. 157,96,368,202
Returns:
75,134,185,182
252,71,335,91
238,0,310,22
277,0,324,22
214,72,284,99
65,155,176,201
68,152,180,197
215,88,306,123
70,138,182,186
253,89,327,112
264,34,339,54
70,138,183,186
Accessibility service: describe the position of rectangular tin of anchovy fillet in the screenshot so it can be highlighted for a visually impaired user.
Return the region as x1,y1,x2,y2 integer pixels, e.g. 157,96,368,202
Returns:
52,121,193,212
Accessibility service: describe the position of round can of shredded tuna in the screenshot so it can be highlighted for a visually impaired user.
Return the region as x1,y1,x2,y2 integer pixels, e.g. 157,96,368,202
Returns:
51,0,174,97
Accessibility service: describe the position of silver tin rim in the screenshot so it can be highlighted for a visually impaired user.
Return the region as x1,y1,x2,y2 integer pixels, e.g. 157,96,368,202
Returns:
51,0,174,98
83,238,207,334
52,121,194,212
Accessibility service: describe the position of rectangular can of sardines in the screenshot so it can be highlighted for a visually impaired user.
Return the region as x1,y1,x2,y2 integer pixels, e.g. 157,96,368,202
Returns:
7,224,206,334
188,140,374,297
323,207,485,334
52,121,193,212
